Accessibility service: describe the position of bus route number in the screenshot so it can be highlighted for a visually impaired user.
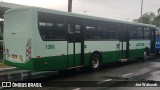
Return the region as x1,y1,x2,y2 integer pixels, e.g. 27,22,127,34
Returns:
45,45,55,49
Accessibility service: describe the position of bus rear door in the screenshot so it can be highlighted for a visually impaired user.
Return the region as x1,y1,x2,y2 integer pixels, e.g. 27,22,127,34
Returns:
67,18,84,69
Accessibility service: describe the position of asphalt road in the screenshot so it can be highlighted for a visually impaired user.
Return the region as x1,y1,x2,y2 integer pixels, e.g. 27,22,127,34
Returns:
3,56,160,90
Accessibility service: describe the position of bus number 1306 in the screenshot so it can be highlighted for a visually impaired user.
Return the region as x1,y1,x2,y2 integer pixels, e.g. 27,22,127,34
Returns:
45,45,55,49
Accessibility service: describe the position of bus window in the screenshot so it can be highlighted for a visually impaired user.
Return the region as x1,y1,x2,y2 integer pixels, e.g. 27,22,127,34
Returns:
38,12,66,41
67,24,81,42
130,27,137,39
137,27,144,39
85,25,104,40
105,23,118,40
74,24,81,42
144,27,150,39
56,23,65,39
38,22,54,40
75,25,80,33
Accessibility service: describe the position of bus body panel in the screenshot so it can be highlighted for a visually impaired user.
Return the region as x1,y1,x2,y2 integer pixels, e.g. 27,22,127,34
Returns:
84,41,120,64
3,7,156,71
129,40,150,60
3,9,32,63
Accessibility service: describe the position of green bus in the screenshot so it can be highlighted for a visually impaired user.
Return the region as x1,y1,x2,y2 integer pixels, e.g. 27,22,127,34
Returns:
3,7,156,71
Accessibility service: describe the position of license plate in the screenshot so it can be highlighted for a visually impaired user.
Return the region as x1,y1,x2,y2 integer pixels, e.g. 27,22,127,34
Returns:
12,54,17,59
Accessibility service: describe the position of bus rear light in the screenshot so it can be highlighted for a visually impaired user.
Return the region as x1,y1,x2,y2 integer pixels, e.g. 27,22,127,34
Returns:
3,44,6,57
3,47,5,54
3,47,5,52
26,39,31,60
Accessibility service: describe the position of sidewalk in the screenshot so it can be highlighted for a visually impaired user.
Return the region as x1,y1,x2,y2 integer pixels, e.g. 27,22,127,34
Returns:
0,62,12,69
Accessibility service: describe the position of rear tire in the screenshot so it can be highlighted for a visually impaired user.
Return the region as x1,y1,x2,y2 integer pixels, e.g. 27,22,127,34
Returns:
89,53,101,71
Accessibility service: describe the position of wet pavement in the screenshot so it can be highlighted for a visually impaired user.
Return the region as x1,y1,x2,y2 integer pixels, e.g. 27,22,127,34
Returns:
3,57,160,90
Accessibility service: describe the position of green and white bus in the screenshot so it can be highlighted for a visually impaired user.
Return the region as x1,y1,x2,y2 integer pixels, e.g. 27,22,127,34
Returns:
3,7,156,71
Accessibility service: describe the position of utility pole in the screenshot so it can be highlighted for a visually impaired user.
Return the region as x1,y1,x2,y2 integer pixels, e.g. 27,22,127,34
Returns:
140,0,143,23
68,0,72,12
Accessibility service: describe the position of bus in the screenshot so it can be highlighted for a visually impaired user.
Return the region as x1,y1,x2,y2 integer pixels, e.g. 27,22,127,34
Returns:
3,7,156,71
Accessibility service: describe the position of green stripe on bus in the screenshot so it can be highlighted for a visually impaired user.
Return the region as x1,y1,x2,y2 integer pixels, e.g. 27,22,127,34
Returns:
4,49,144,71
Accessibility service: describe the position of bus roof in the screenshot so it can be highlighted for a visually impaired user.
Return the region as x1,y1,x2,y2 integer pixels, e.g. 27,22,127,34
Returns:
5,6,156,28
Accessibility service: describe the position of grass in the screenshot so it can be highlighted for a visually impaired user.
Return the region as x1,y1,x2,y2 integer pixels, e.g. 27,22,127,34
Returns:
0,61,11,68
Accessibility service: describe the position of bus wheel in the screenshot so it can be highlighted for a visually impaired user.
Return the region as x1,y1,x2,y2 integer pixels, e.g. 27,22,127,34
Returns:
89,53,101,71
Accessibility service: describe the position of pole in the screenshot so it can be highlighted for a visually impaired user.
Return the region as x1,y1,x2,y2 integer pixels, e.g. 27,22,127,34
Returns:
68,0,72,12
140,0,143,23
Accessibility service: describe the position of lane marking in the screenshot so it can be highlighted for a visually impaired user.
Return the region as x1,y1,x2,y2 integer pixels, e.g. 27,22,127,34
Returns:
122,73,133,77
97,79,112,84
73,88,81,90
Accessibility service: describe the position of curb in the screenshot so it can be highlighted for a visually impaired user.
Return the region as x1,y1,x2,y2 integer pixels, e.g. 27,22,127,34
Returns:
0,67,19,73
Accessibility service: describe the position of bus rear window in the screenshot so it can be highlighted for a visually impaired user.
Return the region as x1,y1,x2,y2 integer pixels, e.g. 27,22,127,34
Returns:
38,12,65,41
4,10,30,32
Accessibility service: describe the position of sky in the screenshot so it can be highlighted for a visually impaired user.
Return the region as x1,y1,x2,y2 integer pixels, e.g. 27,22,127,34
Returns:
2,0,160,22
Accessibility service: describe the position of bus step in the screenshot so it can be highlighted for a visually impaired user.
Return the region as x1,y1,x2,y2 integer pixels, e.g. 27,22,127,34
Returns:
120,58,128,62
67,66,84,69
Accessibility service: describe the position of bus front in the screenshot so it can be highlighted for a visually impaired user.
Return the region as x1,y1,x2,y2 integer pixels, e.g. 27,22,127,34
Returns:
3,8,33,69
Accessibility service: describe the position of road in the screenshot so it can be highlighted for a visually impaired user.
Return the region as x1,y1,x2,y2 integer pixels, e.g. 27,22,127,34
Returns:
4,56,160,90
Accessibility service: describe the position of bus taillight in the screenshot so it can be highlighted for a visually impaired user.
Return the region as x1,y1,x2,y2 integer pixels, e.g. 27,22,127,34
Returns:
3,44,6,57
26,39,31,60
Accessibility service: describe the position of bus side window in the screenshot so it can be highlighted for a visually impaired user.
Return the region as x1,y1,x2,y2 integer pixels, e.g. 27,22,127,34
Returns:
144,27,150,39
130,27,137,39
105,23,118,40
85,25,104,40
74,25,81,42
137,27,144,40
67,24,74,42
38,12,66,41
39,22,54,40
56,23,65,39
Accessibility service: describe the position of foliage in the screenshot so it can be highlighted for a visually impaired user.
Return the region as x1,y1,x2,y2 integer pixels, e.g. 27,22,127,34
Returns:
153,15,160,27
139,12,155,24
138,8,160,27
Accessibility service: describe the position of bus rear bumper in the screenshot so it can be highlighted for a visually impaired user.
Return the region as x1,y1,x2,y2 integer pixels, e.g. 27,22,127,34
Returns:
3,55,68,71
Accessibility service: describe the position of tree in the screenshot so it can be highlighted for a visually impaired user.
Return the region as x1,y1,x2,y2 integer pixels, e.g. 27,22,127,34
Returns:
139,12,155,24
154,8,160,27
158,8,160,14
137,9,160,27
154,12,160,27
